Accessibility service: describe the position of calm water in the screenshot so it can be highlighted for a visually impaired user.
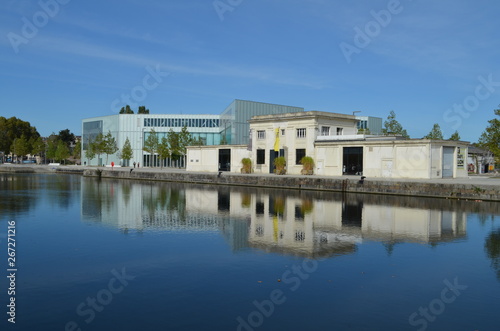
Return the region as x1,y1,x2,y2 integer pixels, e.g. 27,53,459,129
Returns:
1,173,500,331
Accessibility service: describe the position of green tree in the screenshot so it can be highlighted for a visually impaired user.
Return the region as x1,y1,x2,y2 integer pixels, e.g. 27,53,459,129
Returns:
57,129,75,148
73,140,82,160
120,137,133,166
45,134,58,163
90,133,106,166
157,137,170,169
10,136,30,163
84,139,96,166
138,106,150,114
143,129,159,167
381,111,409,138
119,105,134,114
55,140,70,164
478,108,500,160
424,123,444,140
167,129,181,166
448,131,461,141
30,136,45,164
0,116,40,154
102,131,119,165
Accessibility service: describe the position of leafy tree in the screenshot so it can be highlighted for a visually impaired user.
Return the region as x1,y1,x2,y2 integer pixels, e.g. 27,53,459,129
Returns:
30,136,45,164
157,137,170,169
448,131,461,141
91,133,106,166
45,134,58,163
73,140,82,160
0,116,40,154
143,129,159,167
424,123,444,140
10,136,30,162
120,137,133,165
102,131,118,165
478,108,500,160
138,106,150,114
119,105,134,114
381,111,409,138
84,139,96,166
167,129,181,164
57,129,75,148
55,140,70,164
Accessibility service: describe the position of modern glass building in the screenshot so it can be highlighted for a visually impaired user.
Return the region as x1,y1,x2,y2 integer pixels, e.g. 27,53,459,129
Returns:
81,100,305,167
82,114,222,167
356,116,383,135
220,100,304,145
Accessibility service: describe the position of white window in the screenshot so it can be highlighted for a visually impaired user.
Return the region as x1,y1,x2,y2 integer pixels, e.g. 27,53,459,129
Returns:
281,129,285,136
296,128,306,138
336,127,343,135
321,126,330,136
257,130,266,139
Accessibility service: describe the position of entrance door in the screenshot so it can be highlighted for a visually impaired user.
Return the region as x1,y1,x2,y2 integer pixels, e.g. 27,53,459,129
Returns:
442,147,454,178
269,149,284,174
343,147,363,175
219,149,231,171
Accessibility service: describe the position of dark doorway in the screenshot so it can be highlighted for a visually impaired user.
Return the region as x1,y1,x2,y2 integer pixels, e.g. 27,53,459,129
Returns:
343,147,363,175
219,149,231,171
269,149,284,174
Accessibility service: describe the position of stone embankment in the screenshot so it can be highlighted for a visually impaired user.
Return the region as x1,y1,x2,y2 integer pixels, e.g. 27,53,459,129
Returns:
82,168,500,202
2,165,499,201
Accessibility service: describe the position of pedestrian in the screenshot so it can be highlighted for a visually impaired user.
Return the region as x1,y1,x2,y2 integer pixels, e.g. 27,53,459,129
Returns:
133,162,136,168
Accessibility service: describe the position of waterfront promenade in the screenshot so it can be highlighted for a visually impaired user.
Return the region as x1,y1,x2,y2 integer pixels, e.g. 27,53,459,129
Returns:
2,164,500,201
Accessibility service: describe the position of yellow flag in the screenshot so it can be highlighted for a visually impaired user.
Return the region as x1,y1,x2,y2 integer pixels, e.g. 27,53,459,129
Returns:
274,128,280,152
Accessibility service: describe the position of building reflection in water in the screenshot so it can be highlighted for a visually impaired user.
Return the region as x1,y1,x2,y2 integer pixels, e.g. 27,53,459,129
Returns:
81,178,471,258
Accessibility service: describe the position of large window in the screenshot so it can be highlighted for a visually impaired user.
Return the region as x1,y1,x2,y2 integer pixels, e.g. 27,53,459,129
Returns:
257,150,265,164
257,130,266,139
337,127,343,135
296,128,306,138
296,149,306,165
321,126,330,136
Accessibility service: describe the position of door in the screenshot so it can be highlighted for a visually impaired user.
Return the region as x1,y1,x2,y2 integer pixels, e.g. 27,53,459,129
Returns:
442,147,454,178
218,149,231,171
343,147,363,175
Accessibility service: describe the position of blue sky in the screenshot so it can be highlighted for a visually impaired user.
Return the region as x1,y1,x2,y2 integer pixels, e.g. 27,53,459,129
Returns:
1,0,500,142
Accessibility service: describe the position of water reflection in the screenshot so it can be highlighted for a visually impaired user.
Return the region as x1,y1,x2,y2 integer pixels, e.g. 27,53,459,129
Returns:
0,173,80,218
80,178,500,259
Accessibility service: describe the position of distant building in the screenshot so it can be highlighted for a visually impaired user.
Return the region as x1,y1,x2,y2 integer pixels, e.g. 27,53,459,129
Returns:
356,116,383,135
81,100,304,167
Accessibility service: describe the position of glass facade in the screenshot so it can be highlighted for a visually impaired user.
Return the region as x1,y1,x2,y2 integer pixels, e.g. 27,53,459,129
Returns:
144,117,220,128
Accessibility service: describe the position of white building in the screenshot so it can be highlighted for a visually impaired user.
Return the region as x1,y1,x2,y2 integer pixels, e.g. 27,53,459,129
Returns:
187,111,469,179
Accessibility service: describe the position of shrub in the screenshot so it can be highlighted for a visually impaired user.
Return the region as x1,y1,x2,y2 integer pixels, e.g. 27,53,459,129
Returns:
273,156,286,175
241,158,253,174
300,156,315,175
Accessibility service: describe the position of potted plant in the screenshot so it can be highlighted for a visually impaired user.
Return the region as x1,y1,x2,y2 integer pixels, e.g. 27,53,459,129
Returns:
300,156,315,175
274,156,286,175
241,158,253,174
